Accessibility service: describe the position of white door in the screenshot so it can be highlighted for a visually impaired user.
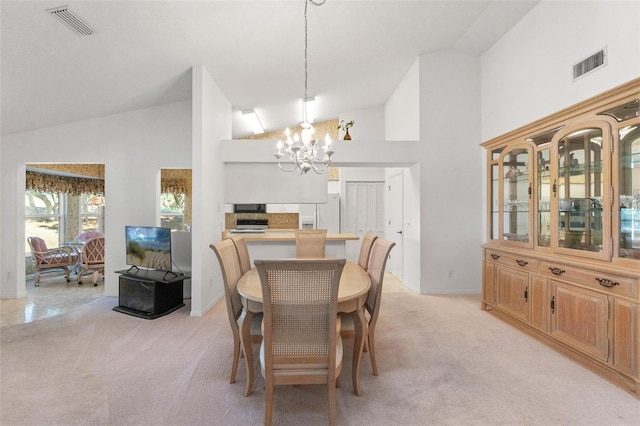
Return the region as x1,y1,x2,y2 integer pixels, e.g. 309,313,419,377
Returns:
344,181,385,262
387,173,403,278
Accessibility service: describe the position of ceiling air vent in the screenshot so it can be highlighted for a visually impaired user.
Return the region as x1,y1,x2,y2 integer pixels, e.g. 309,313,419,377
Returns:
46,5,94,35
573,47,606,81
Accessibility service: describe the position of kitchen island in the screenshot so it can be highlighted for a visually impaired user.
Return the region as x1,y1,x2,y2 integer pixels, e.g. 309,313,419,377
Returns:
221,229,359,260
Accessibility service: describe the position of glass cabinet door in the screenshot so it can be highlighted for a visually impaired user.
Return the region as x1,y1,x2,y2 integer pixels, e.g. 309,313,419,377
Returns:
553,123,610,258
537,148,551,247
618,123,640,260
501,146,532,245
489,148,503,241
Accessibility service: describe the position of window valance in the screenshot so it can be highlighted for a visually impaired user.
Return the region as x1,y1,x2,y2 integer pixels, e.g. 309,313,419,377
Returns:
26,171,104,195
161,178,188,195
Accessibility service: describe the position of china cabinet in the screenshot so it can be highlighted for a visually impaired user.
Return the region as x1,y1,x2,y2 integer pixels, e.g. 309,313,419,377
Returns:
482,79,640,397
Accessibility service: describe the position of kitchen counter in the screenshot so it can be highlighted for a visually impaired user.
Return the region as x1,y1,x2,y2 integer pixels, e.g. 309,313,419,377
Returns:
221,229,359,259
222,229,359,242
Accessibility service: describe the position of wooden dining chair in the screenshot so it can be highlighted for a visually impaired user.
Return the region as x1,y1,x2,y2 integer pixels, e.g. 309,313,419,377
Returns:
255,258,346,426
357,232,378,270
210,240,262,385
229,235,251,275
341,238,395,376
295,228,327,258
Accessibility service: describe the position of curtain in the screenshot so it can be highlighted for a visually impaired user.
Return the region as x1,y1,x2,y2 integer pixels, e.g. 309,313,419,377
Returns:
26,171,104,195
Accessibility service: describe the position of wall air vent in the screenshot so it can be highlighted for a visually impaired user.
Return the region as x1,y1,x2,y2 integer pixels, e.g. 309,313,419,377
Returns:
573,47,606,81
46,5,94,35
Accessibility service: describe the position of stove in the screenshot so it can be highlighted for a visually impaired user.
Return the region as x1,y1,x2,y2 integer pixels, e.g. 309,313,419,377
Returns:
236,218,268,230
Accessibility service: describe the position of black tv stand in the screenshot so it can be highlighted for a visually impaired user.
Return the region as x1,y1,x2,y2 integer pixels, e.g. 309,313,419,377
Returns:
113,269,189,319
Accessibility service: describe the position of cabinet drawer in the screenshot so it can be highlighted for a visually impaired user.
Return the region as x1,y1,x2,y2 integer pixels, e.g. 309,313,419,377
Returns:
485,250,539,273
541,261,638,299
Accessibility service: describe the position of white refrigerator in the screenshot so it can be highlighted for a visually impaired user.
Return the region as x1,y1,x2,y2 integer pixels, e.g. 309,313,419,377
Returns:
299,193,341,233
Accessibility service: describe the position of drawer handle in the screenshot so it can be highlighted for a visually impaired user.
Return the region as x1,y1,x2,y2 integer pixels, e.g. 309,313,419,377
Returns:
549,267,565,275
516,259,528,267
491,254,500,260
595,277,619,288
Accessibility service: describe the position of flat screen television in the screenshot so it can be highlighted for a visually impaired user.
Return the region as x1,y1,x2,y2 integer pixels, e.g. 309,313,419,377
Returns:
125,226,172,273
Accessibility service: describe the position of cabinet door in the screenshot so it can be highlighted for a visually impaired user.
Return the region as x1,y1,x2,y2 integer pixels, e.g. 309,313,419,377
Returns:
550,281,609,362
612,298,637,376
551,121,612,260
488,148,504,242
483,261,496,306
529,275,548,332
537,146,552,248
496,267,529,322
500,145,534,247
616,117,640,261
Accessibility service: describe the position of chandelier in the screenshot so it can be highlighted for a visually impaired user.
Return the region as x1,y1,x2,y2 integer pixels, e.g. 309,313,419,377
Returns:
275,0,334,174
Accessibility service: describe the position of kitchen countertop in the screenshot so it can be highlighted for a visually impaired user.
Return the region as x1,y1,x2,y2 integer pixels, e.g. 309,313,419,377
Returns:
221,229,359,242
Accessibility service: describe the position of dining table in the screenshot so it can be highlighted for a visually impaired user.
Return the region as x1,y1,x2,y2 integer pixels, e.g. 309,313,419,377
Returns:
237,260,371,397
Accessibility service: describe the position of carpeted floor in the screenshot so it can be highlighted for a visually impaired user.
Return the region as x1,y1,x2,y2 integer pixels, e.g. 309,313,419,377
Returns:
1,289,638,425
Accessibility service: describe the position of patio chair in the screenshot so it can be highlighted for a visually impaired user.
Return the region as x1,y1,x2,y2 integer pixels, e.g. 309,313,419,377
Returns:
78,236,105,286
27,236,79,286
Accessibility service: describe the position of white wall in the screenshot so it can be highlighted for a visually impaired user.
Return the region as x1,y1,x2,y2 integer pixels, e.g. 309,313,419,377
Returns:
383,59,423,292
482,0,640,140
0,101,192,298
419,50,482,294
189,65,231,316
385,58,420,141
338,105,385,140
225,163,328,204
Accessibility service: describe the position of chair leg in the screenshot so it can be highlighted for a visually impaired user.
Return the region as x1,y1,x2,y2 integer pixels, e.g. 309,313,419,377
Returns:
328,379,337,426
368,333,378,376
264,377,273,426
92,270,99,286
64,267,71,282
230,337,240,384
35,270,41,286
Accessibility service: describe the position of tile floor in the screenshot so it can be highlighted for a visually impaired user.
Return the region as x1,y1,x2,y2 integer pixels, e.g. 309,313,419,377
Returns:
0,273,104,329
0,271,408,329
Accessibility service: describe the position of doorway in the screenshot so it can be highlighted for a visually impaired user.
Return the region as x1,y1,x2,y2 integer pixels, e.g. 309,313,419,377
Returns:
387,172,404,278
23,163,106,322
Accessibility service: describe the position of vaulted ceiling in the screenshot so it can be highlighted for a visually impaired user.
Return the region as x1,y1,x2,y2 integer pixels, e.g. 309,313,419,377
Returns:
1,1,539,138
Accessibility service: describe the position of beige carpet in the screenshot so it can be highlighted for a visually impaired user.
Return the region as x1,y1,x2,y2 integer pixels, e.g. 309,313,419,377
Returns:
1,289,638,425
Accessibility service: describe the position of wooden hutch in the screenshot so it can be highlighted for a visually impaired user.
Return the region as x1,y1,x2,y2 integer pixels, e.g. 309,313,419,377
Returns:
481,78,640,397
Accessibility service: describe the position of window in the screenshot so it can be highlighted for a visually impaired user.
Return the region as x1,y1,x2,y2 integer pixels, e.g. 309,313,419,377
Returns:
80,193,102,233
25,190,63,251
160,192,185,231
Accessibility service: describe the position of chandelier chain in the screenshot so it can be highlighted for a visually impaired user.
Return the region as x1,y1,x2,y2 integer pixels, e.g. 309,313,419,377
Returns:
274,0,332,175
304,0,308,122
303,0,325,123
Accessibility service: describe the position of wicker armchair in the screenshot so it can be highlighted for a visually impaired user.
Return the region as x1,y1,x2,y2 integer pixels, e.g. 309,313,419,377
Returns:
76,230,104,243
78,236,105,286
27,236,79,286
210,240,262,384
255,258,345,426
295,228,327,258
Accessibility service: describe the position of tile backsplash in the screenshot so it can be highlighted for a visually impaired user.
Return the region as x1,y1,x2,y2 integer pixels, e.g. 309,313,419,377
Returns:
225,213,299,230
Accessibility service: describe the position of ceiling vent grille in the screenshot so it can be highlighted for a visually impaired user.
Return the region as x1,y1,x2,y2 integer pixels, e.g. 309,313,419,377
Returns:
573,47,606,81
46,6,94,35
